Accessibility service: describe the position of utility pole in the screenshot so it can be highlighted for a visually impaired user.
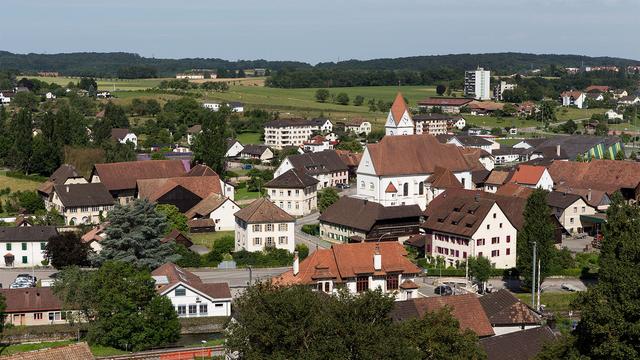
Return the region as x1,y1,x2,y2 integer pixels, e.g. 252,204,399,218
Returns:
537,259,542,311
531,241,537,308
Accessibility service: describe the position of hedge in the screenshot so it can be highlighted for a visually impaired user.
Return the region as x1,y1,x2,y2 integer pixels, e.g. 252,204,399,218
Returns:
4,171,48,182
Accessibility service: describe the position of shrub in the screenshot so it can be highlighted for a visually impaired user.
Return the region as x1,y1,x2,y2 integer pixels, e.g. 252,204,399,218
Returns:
301,224,319,236
295,243,309,260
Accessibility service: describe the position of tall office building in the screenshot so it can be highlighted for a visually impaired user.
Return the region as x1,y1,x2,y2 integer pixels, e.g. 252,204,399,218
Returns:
464,67,491,100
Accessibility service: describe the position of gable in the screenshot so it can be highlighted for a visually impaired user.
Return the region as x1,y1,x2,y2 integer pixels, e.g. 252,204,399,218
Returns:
356,148,377,175
157,185,204,213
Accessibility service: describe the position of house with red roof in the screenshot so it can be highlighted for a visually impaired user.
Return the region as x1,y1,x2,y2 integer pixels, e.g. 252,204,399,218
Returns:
273,242,422,301
385,92,415,136
561,90,586,109
509,165,553,191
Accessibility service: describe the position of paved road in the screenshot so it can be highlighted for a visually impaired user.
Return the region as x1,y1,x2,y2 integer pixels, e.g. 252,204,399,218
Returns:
0,268,57,289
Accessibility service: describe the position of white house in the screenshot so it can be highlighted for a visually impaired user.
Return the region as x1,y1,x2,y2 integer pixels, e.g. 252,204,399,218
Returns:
385,93,415,136
275,150,348,189
225,138,244,158
345,120,372,135
355,134,481,210
606,109,624,121
110,128,138,149
0,226,58,268
547,192,597,234
227,102,244,113
265,168,319,217
273,242,422,301
45,92,56,100
302,135,335,153
234,198,296,253
509,165,554,191
48,183,115,225
618,95,640,106
186,194,240,231
239,145,274,163
0,91,13,105
152,263,232,318
561,91,586,109
424,190,518,269
203,102,221,111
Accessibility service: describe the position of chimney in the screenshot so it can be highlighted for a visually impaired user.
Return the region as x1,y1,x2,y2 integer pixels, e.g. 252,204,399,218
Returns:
293,251,299,276
556,145,561,157
373,246,382,271
587,188,592,202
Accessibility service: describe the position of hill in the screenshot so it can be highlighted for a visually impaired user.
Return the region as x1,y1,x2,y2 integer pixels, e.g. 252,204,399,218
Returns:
0,51,638,78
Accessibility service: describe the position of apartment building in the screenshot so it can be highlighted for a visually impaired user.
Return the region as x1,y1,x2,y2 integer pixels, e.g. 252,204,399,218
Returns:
264,118,333,149
464,67,491,100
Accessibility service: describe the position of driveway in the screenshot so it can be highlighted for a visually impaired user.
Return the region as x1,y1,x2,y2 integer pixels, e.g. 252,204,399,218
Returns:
295,212,332,253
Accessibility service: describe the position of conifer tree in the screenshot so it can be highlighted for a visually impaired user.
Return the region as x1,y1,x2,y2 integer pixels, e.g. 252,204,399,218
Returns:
94,199,179,269
192,108,228,175
516,188,556,288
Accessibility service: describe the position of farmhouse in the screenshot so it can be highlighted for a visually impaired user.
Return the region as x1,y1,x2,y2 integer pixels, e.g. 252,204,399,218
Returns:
48,183,115,225
234,198,295,253
185,194,240,232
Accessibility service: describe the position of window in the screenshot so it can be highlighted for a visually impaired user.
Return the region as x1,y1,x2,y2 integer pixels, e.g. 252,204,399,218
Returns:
477,239,485,246
6,243,11,251
418,182,424,195
199,304,208,315
271,190,276,196
463,252,467,259
506,235,511,243
491,250,500,257
506,248,511,255
278,236,288,244
573,207,577,213
493,213,497,219
175,288,186,296
252,224,262,232
360,181,365,189
386,274,399,290
21,256,28,264
21,243,27,251
253,237,261,245
406,291,413,300
215,303,224,308
486,224,490,230
499,223,503,228
403,183,409,196
177,305,186,316
356,276,369,292
266,237,274,247
278,223,288,231
40,242,46,250
48,312,55,321
478,252,483,257
189,305,197,315
287,202,291,209
295,189,300,195
491,237,499,244
266,224,274,232
570,218,574,224
33,313,43,320
369,182,374,190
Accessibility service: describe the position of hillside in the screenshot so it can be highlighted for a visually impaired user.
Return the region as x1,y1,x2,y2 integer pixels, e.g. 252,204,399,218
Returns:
0,51,638,78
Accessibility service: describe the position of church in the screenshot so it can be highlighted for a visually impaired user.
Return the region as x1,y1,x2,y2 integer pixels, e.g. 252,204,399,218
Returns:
384,93,415,136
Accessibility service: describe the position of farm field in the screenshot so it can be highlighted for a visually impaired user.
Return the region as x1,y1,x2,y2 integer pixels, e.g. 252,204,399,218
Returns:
0,171,43,206
29,76,266,91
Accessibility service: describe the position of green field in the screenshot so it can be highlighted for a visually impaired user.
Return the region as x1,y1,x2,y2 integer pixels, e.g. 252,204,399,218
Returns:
236,132,262,144
0,172,43,212
555,107,605,122
514,292,578,312
190,231,234,250
464,115,541,129
235,187,262,202
30,76,166,91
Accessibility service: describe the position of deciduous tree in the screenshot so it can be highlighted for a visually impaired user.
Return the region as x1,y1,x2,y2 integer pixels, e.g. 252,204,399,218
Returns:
315,88,330,103
318,187,339,213
45,231,92,268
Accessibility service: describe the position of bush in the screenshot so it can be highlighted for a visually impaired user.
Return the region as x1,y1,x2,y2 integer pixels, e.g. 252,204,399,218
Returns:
174,243,202,267
233,247,294,268
5,171,48,182
295,243,309,260
205,235,235,266
301,224,319,236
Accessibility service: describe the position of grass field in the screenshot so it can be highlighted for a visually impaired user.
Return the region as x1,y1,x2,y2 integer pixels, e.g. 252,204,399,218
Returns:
514,292,578,312
555,107,605,122
0,171,43,209
30,76,166,91
236,132,262,144
190,231,234,249
464,115,541,129
235,187,262,202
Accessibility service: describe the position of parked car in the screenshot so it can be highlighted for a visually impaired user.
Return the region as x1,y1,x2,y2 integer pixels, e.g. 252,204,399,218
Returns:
336,183,351,189
434,285,453,296
561,283,581,292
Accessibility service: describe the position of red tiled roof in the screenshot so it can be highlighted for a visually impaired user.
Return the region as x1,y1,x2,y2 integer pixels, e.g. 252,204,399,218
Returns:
274,242,421,285
390,92,409,125
137,175,222,202
510,165,546,186
366,134,478,176
385,182,398,193
0,342,94,360
417,97,473,106
426,166,463,188
495,183,534,199
548,159,640,194
93,160,187,191
479,289,542,326
335,150,362,167
234,197,294,223
584,85,609,93
390,295,495,337
561,90,584,98
0,288,62,313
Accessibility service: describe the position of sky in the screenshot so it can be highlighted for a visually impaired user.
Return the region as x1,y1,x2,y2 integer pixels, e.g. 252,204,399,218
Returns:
2,0,639,64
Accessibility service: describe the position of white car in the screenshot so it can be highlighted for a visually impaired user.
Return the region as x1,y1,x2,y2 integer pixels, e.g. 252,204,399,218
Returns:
561,283,581,292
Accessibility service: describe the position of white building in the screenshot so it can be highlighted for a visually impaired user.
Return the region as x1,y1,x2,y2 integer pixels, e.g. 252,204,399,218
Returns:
234,198,296,253
302,135,335,153
344,120,372,135
0,91,13,105
264,118,333,149
493,81,516,101
48,183,115,225
265,169,319,217
45,92,56,100
356,134,481,210
225,138,244,158
509,165,554,191
0,226,58,268
186,194,240,231
385,93,415,136
177,73,205,80
152,263,232,318
424,190,518,269
203,102,221,111
465,67,491,100
273,242,422,301
561,91,586,109
413,114,448,136
605,109,623,121
547,192,597,234
110,128,138,149
275,150,348,189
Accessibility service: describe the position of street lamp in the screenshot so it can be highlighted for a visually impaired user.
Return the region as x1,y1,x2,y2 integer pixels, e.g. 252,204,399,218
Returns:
201,340,207,360
531,241,537,308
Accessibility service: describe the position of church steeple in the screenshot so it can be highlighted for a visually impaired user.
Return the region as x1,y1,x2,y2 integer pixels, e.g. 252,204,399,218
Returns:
385,92,414,136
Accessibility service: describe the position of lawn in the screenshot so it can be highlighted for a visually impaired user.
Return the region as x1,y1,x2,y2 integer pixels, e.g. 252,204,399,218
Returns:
190,231,234,249
0,171,43,211
555,107,605,122
236,132,262,144
514,292,579,312
464,115,541,130
235,187,261,201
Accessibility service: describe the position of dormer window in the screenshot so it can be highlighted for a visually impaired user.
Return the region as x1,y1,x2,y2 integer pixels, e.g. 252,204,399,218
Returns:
175,287,186,296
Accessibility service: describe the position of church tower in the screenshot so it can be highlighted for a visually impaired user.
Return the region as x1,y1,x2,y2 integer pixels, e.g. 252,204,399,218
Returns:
384,92,414,136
